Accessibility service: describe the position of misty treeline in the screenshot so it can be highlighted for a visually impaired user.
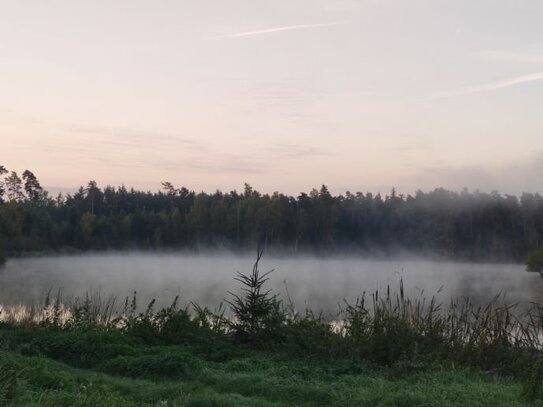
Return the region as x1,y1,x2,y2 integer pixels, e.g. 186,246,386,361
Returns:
0,165,542,261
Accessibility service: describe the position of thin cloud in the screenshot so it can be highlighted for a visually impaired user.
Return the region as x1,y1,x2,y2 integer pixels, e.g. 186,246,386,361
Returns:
266,143,331,158
435,72,543,98
217,21,349,38
70,124,200,148
479,50,543,65
386,142,430,153
185,157,269,174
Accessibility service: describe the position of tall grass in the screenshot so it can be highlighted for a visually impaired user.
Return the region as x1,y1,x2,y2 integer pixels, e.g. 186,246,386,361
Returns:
0,362,19,404
341,284,543,371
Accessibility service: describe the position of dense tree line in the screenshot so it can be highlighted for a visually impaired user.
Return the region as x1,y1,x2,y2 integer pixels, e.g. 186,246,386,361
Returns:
1,165,542,261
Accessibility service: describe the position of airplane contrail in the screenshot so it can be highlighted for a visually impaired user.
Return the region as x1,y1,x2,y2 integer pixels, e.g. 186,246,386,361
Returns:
216,21,349,38
435,71,543,98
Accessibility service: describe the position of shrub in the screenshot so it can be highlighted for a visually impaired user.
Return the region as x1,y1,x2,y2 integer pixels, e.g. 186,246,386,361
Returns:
226,250,285,347
527,248,543,275
25,330,138,367
100,352,202,379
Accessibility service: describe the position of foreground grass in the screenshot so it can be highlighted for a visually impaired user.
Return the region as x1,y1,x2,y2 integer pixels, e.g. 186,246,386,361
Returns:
0,326,541,407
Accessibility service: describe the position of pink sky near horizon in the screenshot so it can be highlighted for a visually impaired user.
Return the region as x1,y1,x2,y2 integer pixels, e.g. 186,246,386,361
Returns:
2,1,543,196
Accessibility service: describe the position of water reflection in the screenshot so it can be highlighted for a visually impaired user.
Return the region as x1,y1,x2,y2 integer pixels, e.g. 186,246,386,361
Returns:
0,253,540,315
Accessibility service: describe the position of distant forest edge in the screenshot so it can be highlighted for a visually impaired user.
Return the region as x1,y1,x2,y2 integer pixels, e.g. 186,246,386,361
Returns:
0,165,542,262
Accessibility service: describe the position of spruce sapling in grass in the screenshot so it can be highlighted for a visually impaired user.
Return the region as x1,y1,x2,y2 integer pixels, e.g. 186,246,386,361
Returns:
226,249,284,347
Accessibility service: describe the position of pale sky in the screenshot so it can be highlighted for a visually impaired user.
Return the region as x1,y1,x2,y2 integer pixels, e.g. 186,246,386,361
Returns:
1,0,543,195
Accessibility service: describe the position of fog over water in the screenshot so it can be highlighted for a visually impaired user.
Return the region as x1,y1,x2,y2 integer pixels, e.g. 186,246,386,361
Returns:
0,253,540,315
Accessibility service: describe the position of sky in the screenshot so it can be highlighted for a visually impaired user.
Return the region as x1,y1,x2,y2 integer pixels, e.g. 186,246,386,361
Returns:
1,0,543,196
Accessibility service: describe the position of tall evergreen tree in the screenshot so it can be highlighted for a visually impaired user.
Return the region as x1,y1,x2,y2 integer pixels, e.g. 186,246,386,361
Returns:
4,171,24,202
22,170,43,203
0,165,8,203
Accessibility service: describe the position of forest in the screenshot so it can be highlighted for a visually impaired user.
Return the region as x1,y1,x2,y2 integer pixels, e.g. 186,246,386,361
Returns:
1,165,543,261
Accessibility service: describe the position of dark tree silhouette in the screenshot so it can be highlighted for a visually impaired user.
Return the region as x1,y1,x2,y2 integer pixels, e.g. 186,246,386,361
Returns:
22,170,43,203
1,166,543,261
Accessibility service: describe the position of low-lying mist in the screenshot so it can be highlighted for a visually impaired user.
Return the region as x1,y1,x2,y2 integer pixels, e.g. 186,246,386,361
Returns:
0,252,538,315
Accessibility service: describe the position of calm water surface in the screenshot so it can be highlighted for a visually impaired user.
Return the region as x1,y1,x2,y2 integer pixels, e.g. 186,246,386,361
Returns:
0,253,539,314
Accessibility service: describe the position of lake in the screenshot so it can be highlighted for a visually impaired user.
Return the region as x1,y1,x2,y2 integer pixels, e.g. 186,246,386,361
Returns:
0,252,539,315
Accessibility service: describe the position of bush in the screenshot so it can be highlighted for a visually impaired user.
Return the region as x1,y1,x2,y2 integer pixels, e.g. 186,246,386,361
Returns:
121,295,226,350
100,352,202,379
24,330,138,367
527,248,543,275
282,315,342,359
0,243,6,266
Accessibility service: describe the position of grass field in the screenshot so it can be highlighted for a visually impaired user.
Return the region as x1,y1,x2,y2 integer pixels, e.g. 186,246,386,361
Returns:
1,328,540,407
